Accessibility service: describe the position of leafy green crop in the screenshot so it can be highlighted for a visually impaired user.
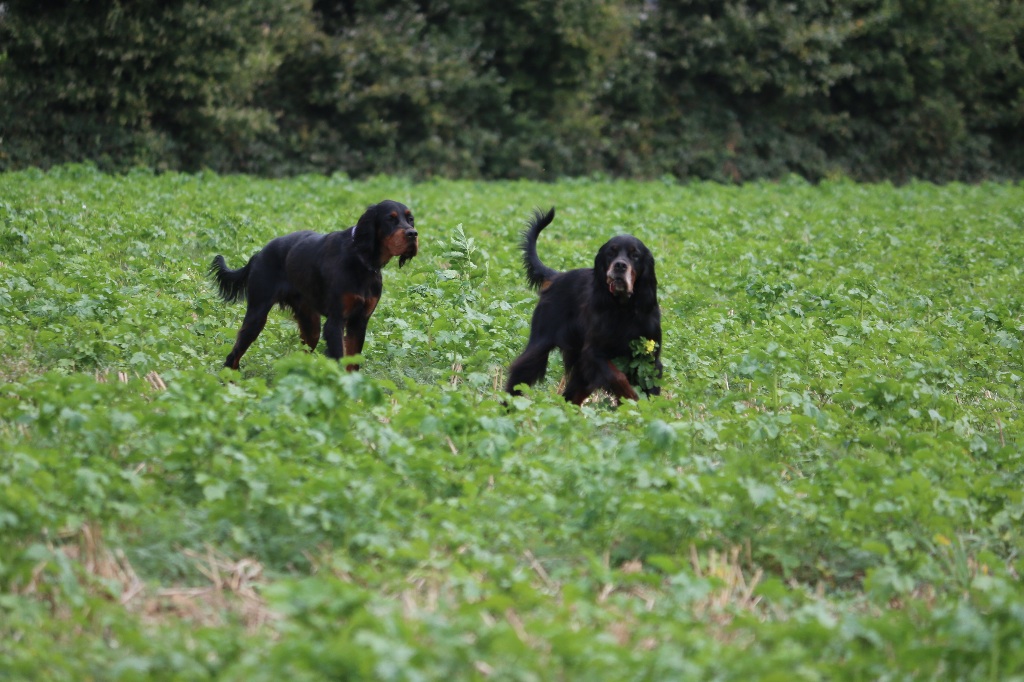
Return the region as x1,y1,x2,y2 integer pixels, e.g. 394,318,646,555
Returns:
2,166,1023,679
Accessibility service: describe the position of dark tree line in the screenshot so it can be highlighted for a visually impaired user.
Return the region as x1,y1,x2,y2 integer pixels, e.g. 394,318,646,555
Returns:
1,0,1021,182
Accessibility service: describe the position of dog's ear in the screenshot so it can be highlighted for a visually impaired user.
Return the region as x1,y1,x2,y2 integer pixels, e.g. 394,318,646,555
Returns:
591,243,612,293
633,247,659,311
353,203,380,261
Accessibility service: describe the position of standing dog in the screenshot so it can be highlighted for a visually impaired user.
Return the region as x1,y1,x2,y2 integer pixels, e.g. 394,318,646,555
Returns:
210,200,418,370
505,207,662,404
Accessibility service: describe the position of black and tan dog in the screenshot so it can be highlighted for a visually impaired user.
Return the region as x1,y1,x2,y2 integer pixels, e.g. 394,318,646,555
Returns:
210,200,418,370
505,207,662,404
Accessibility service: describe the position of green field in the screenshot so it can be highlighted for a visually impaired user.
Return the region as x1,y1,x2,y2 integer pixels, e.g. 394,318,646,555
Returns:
2,165,1024,679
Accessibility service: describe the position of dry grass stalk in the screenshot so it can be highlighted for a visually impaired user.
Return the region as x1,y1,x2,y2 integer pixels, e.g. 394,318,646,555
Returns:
146,546,272,632
26,524,272,632
1,347,36,382
145,371,167,390
689,545,764,621
92,370,167,391
601,547,765,651
400,576,442,617
523,549,557,593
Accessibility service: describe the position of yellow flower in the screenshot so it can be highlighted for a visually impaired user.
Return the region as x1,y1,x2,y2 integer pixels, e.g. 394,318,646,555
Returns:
643,339,657,354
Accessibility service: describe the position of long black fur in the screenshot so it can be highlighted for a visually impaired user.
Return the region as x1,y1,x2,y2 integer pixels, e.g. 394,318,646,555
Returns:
521,207,559,290
505,206,663,405
210,199,418,370
209,254,249,303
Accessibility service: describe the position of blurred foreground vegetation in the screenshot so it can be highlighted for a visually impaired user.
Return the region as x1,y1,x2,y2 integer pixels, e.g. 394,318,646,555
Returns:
2,167,1024,678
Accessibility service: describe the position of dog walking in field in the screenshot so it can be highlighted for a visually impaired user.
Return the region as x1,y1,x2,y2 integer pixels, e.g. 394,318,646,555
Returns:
210,200,418,370
505,207,662,404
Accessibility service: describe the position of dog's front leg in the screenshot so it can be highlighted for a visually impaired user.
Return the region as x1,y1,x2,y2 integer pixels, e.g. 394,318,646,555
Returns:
566,354,639,405
602,360,640,402
323,315,347,362
342,316,369,372
324,293,374,370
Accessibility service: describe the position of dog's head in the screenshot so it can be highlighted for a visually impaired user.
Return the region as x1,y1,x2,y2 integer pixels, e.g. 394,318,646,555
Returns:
354,200,419,268
594,235,657,306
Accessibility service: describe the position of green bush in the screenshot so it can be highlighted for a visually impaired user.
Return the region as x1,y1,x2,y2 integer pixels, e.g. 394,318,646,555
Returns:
634,0,1024,181
0,0,313,171
1,0,1022,180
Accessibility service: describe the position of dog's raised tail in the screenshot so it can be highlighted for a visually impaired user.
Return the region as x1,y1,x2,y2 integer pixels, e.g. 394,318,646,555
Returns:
209,255,250,303
521,207,558,290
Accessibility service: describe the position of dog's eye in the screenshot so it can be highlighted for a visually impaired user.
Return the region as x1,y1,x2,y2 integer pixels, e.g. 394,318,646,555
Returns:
630,248,639,259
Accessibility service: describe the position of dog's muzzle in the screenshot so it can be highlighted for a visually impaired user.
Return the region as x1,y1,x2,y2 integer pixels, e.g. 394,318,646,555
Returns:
606,260,634,297
399,229,419,267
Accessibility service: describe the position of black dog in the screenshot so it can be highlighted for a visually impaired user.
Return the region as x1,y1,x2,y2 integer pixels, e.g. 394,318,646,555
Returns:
209,200,418,370
505,207,662,404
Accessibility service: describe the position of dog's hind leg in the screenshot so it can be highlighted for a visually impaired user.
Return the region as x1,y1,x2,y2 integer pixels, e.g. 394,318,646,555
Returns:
505,342,552,395
225,302,273,369
561,367,592,405
293,305,322,351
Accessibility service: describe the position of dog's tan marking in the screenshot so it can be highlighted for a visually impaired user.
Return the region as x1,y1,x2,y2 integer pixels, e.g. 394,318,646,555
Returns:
606,360,639,401
341,293,366,317
379,229,417,267
343,335,360,357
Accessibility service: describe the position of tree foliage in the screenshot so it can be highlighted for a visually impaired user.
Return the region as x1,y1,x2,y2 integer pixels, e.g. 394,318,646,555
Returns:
1,0,1021,181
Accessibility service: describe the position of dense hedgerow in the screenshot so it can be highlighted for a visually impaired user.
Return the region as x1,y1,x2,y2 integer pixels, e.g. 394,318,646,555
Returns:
2,1,1022,182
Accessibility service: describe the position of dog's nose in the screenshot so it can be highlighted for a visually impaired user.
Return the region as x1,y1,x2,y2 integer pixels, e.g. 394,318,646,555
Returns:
612,261,627,272
406,229,418,239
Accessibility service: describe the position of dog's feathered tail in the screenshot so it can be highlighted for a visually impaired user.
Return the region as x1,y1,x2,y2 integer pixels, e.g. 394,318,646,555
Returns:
209,255,250,303
521,207,558,290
